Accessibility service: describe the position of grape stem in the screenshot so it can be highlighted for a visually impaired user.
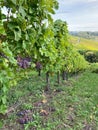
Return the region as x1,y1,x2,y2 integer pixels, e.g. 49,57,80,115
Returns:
45,72,50,91
57,71,60,84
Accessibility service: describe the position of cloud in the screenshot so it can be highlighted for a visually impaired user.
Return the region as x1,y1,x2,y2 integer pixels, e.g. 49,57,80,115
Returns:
53,0,98,31
87,0,97,2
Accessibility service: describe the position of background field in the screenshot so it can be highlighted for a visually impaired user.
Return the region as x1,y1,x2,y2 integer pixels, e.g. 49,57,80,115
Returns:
69,35,98,51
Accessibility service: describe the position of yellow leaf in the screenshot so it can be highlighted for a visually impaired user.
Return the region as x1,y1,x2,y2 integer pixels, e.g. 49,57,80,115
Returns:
40,109,48,116
42,99,47,104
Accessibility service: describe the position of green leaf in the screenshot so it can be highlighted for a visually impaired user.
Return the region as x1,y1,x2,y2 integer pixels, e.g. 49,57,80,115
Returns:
11,0,16,5
19,0,24,5
2,95,7,104
19,6,26,18
0,24,5,35
23,40,26,49
0,74,3,83
0,121,3,128
2,86,8,93
1,14,6,20
0,104,7,114
3,46,13,56
14,27,21,41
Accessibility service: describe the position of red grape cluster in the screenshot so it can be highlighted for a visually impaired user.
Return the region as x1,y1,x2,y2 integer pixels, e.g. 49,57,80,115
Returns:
16,110,32,124
17,56,32,69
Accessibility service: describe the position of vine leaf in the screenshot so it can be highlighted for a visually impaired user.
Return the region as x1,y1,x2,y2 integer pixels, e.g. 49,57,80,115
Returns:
19,6,26,18
13,27,21,41
11,0,16,5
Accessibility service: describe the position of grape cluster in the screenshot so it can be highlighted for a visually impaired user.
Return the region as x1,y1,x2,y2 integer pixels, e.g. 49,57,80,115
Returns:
16,110,32,124
35,61,42,71
17,56,31,69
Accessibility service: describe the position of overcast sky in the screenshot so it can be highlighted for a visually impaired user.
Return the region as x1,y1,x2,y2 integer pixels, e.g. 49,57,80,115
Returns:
53,0,98,31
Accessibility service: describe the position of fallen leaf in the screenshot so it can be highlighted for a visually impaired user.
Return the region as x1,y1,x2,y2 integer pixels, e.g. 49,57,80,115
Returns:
40,109,48,116
69,107,74,111
42,99,47,104
33,101,42,107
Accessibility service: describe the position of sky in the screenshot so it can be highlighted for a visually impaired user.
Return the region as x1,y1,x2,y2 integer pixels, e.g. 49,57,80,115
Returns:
53,0,98,31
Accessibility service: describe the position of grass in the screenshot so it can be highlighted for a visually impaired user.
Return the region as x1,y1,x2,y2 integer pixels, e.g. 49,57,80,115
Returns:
0,67,98,130
69,35,98,51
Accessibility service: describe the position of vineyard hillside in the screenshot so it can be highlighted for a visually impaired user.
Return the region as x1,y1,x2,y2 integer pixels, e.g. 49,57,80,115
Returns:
70,35,98,51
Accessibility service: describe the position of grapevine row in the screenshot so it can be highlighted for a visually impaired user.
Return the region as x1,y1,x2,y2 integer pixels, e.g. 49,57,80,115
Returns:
0,0,88,114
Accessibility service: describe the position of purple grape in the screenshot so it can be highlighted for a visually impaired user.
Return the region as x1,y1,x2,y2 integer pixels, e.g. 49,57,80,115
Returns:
17,62,22,67
16,56,31,69
19,118,25,124
23,60,29,68
23,57,32,62
16,110,29,116
18,116,30,124
16,111,25,116
35,62,42,70
24,117,29,124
